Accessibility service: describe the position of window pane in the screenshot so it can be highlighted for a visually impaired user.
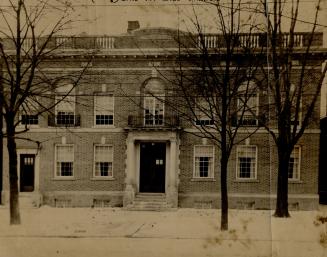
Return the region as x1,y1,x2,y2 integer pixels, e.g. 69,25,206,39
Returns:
95,162,113,177
144,95,164,126
21,114,38,125
288,147,300,180
95,145,113,162
95,95,113,114
58,162,73,176
57,145,74,162
56,95,75,112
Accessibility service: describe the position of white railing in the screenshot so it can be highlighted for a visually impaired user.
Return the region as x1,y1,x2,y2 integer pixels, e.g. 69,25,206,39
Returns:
238,34,260,48
282,34,303,47
96,37,115,49
199,33,307,49
21,38,36,52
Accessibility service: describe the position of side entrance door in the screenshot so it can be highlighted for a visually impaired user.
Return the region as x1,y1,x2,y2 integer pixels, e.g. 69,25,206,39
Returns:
20,154,35,192
139,142,166,193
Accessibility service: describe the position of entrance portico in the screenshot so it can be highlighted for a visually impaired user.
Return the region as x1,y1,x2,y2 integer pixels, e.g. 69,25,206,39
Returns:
123,131,179,208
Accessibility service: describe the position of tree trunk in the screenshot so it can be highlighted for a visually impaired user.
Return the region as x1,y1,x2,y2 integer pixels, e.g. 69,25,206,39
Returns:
274,148,291,217
220,152,228,230
6,118,21,225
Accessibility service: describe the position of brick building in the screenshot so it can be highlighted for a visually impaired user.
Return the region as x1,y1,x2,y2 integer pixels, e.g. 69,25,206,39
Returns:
1,22,326,210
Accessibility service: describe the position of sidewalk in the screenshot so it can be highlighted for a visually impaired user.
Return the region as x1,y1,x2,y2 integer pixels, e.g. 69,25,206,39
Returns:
0,206,326,257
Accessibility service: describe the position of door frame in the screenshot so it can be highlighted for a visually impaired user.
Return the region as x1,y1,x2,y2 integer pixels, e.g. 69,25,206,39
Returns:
17,149,40,193
136,141,168,194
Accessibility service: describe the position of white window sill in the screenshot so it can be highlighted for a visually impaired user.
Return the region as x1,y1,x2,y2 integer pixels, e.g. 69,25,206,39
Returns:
90,177,115,181
52,177,75,181
92,125,115,129
191,178,216,182
288,179,303,184
17,125,40,129
234,179,259,183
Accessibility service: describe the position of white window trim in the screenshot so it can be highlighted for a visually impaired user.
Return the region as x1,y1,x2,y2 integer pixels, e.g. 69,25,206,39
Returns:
288,145,301,181
93,144,114,179
93,94,115,127
193,145,215,179
54,144,74,179
236,145,258,180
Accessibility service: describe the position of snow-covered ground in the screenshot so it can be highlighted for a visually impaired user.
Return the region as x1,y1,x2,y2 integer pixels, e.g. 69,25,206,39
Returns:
0,205,326,257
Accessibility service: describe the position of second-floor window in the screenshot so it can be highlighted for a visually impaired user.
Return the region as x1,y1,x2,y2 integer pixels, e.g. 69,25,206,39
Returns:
195,98,214,126
144,95,164,126
20,98,39,126
94,95,114,126
237,81,258,126
55,94,76,125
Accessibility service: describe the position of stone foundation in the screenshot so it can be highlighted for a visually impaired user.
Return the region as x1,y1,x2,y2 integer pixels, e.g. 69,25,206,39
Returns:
178,193,319,210
42,191,124,207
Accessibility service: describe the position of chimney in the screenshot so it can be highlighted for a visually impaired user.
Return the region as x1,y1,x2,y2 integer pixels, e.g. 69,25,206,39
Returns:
127,21,140,33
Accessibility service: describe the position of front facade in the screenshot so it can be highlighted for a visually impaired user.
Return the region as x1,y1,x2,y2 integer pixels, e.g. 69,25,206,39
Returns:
1,23,326,210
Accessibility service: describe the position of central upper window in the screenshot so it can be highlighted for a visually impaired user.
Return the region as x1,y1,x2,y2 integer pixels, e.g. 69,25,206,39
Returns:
143,78,165,126
94,94,114,126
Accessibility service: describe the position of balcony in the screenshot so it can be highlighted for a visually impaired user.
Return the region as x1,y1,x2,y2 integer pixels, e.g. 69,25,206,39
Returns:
199,32,323,49
231,114,266,127
2,32,323,52
127,115,180,129
48,114,81,127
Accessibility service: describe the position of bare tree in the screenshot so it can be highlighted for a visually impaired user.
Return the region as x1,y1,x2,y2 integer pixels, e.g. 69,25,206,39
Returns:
146,1,264,230
0,0,90,225
260,0,327,217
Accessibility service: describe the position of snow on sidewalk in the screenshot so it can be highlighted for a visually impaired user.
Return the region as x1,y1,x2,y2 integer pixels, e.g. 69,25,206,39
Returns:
0,206,326,257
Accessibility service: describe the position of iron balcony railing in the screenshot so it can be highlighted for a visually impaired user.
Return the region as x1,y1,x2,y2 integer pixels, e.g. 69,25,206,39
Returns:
48,114,81,127
128,115,180,128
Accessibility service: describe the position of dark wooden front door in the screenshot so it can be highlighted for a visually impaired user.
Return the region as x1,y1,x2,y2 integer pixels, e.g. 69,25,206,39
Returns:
139,142,166,193
20,154,35,192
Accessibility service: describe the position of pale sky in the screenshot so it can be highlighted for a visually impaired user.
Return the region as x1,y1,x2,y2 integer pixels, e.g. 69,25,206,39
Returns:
73,0,327,34
0,0,326,40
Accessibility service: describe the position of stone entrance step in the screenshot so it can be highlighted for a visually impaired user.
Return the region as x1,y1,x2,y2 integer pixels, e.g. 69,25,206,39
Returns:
126,193,173,211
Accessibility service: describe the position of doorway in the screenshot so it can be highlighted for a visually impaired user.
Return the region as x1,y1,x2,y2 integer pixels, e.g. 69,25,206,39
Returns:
139,142,166,193
20,154,35,192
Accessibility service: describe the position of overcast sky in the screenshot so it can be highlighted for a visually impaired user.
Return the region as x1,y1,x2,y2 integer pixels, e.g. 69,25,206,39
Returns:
72,0,327,35
0,0,326,38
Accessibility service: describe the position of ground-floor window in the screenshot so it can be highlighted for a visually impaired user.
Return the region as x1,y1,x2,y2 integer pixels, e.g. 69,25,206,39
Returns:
55,145,74,177
288,146,301,181
236,145,257,179
193,145,214,178
94,145,113,177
